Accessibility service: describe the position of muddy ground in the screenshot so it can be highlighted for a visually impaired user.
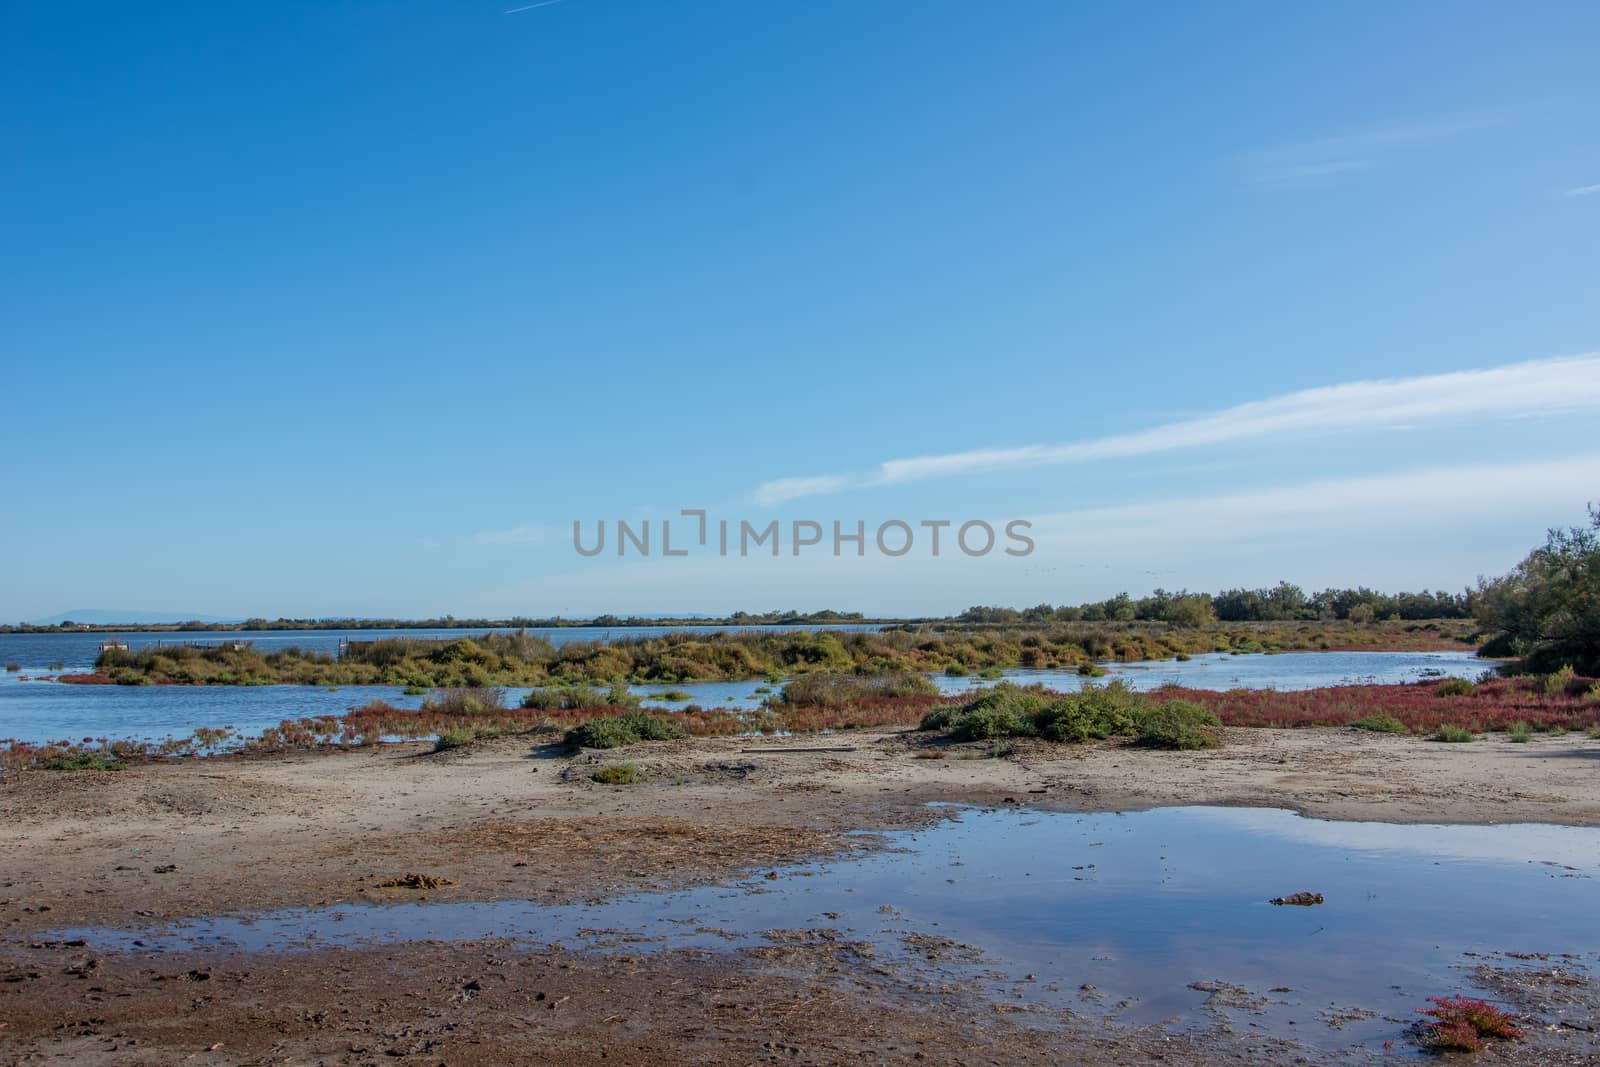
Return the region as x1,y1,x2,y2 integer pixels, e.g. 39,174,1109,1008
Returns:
4,725,1600,1064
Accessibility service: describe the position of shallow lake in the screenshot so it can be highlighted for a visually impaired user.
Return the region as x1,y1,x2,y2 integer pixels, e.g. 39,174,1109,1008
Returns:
0,650,1491,746
55,804,1600,1057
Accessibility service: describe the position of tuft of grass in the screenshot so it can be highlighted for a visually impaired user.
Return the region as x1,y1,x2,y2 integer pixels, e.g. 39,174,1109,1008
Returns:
1506,721,1533,743
1540,665,1579,698
3,662,18,672
591,762,639,785
1435,677,1476,697
1433,724,1476,743
943,664,971,677
379,873,456,890
650,689,693,702
402,684,428,696
432,726,501,752
977,666,1004,680
1352,715,1408,733
564,710,684,750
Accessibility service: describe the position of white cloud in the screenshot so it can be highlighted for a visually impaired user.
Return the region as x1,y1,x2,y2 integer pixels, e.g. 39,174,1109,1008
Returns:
1566,183,1600,197
752,354,1600,504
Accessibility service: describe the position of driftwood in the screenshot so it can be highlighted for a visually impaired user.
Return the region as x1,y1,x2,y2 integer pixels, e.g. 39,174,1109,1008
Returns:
1269,892,1325,906
740,746,858,753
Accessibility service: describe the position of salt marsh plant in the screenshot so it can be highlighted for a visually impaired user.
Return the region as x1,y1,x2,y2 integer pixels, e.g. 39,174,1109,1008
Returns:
591,763,639,785
918,681,1221,749
564,711,684,750
1352,715,1408,733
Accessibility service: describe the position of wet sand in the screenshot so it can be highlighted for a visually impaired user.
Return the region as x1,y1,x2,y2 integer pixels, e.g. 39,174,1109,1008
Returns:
4,725,1600,1063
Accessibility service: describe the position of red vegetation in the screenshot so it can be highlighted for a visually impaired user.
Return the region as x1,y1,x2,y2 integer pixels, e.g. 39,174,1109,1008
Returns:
1415,995,1523,1052
1154,675,1600,733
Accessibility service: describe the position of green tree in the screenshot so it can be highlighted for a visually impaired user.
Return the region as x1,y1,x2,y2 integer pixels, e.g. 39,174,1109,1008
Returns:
1476,504,1600,674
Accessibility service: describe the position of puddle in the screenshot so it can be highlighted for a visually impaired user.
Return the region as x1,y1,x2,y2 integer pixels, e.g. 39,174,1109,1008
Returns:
49,804,1600,1055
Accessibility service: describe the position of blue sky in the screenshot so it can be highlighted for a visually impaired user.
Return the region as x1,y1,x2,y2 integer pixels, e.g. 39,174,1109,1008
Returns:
2,1,1598,620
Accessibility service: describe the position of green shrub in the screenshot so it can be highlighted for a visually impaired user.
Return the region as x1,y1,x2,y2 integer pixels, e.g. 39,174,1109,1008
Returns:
1352,715,1408,733
1433,724,1476,743
1037,686,1140,742
1435,677,1476,697
977,666,1004,680
3,662,18,672
650,689,693,701
403,684,428,696
564,711,684,750
944,664,970,677
591,763,639,785
918,681,1213,748
1132,701,1221,750
1507,721,1532,743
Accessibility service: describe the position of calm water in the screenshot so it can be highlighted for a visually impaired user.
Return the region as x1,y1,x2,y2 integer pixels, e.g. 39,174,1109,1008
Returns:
53,805,1600,1057
0,650,1491,746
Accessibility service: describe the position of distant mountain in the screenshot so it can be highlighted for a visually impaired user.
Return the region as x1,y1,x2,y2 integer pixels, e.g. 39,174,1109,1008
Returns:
29,609,244,626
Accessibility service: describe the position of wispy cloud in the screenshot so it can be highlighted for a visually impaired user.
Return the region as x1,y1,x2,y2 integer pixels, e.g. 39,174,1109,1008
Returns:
471,524,557,545
1246,115,1499,188
505,0,563,12
1566,183,1600,197
752,354,1600,505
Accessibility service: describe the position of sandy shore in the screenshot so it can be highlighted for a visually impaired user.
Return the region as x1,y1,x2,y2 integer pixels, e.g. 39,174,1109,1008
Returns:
4,725,1600,1064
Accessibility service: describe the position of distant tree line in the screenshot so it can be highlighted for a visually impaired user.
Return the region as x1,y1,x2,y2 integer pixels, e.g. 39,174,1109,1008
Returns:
958,582,1474,629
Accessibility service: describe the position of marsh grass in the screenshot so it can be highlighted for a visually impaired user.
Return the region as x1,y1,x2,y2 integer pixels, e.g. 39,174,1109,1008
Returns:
591,763,639,785
1506,721,1533,743
1435,677,1476,697
1352,715,1408,733
1432,724,1476,743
